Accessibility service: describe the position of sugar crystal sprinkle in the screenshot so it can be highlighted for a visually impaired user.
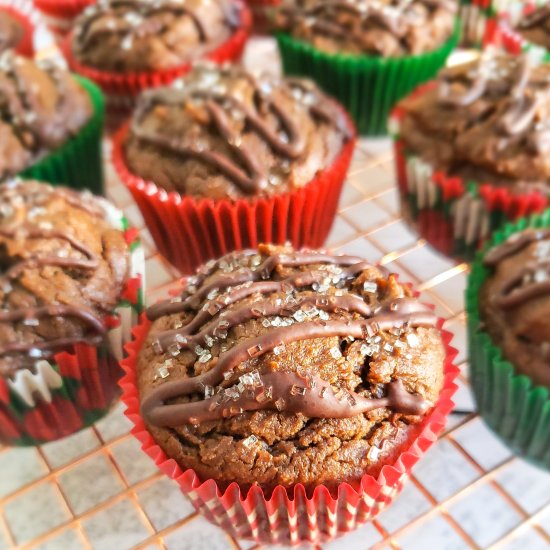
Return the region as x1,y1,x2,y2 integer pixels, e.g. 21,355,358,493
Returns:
363,281,378,293
330,347,342,359
290,385,306,396
274,397,286,411
242,435,258,448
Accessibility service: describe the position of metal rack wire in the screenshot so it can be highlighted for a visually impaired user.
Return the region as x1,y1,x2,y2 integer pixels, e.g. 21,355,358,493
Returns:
1,42,550,550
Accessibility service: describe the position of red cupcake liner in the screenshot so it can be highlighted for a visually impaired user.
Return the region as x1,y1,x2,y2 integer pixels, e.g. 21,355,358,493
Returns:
0,0,41,57
112,112,356,275
390,83,549,262
33,0,95,19
120,312,458,545
62,3,252,108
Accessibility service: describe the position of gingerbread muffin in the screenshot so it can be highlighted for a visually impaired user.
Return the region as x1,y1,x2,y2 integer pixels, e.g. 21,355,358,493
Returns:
275,0,457,57
0,11,23,53
0,50,96,185
392,50,550,260
136,245,445,490
71,0,244,72
123,64,353,200
0,179,144,445
479,227,550,389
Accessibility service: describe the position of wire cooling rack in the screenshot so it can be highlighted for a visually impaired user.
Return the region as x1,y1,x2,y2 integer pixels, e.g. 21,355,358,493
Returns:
1,37,550,550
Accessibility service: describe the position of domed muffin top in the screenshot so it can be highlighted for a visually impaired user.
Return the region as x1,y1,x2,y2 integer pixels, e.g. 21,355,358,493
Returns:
481,226,550,389
0,180,131,377
275,0,457,57
0,12,23,54
137,244,445,489
72,0,244,72
124,64,353,200
0,51,92,181
397,51,550,190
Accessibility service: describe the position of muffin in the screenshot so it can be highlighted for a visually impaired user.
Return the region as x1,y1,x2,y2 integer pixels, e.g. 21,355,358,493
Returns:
113,64,356,273
0,179,144,446
391,50,550,261
468,211,550,469
0,50,105,193
120,246,458,544
499,1,550,62
64,0,251,108
274,0,459,135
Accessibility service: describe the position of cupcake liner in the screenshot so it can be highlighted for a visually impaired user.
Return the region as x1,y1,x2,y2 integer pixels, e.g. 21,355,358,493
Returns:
458,2,498,48
62,4,252,109
33,0,95,19
120,312,459,545
112,111,356,275
275,24,458,136
0,208,145,447
390,85,549,262
0,0,55,56
498,1,550,62
467,211,550,469
19,75,105,195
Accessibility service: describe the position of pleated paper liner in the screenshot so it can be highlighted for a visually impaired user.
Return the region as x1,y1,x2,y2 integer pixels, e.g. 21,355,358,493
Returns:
62,4,252,110
19,76,105,195
0,209,145,447
112,110,356,275
120,312,459,546
275,24,458,136
390,86,549,263
34,0,95,19
458,1,499,48
467,211,550,470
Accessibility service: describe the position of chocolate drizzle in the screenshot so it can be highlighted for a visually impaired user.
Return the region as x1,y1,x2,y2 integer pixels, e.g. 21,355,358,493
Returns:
484,228,550,310
517,3,550,29
0,181,112,369
129,65,351,195
141,249,438,427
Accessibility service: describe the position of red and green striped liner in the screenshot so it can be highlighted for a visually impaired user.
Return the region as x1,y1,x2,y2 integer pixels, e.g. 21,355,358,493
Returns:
467,211,550,470
391,82,549,262
0,220,144,447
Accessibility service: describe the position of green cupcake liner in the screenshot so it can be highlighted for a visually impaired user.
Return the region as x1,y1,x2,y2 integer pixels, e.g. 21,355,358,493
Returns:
19,76,105,195
467,211,550,469
276,25,459,135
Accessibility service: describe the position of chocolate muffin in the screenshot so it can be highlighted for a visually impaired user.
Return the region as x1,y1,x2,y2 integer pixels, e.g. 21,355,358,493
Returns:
397,51,550,190
71,0,244,73
0,179,131,378
0,51,92,181
124,64,353,200
275,0,457,57
480,228,550,389
137,245,445,490
0,12,23,53
514,3,550,50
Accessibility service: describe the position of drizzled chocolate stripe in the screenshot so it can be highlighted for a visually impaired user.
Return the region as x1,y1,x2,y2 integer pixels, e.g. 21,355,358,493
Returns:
131,67,350,194
484,229,550,266
518,3,550,29
141,298,437,426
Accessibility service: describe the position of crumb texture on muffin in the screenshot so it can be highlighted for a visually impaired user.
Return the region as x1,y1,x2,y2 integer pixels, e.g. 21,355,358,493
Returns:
398,51,550,190
481,228,550,389
138,244,445,490
125,64,352,200
0,180,130,377
0,51,92,181
516,3,550,50
71,0,243,72
275,0,457,57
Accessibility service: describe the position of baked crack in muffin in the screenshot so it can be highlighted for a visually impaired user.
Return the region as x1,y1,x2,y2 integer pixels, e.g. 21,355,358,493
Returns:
137,245,445,490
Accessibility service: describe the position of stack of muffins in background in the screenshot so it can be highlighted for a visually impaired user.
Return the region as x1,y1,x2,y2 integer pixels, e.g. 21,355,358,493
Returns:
0,0,549,546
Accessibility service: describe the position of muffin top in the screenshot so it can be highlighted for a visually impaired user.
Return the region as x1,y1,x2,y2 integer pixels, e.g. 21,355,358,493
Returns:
137,244,445,490
124,64,353,200
398,51,550,190
0,180,131,378
481,227,550,389
275,0,457,57
514,3,550,50
0,12,23,54
0,51,92,182
71,0,244,72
